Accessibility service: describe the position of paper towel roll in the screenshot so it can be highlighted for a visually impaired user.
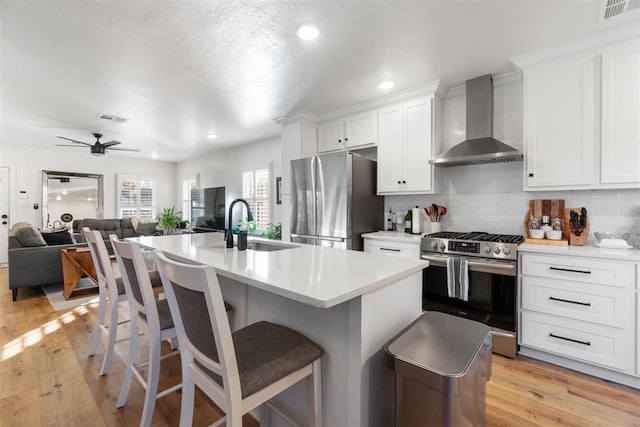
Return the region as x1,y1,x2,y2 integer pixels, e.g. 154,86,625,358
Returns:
411,208,421,234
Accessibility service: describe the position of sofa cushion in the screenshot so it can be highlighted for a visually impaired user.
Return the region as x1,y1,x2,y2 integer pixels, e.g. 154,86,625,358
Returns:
131,217,157,236
40,230,75,245
120,218,138,238
82,218,123,239
12,222,47,247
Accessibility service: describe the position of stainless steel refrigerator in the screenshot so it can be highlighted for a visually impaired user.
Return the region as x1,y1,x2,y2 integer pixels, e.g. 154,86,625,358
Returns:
290,152,383,250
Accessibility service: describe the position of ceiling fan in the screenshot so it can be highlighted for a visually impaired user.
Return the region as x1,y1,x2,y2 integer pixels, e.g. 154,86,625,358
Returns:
56,133,140,156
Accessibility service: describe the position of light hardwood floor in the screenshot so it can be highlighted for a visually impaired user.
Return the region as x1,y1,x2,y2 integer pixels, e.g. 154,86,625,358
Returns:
1,267,638,426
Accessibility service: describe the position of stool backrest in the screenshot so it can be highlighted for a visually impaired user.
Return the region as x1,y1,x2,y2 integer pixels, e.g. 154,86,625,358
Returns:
109,235,159,329
83,227,117,300
154,251,241,406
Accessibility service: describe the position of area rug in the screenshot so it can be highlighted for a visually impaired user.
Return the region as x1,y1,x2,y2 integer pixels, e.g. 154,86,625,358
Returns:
42,277,100,311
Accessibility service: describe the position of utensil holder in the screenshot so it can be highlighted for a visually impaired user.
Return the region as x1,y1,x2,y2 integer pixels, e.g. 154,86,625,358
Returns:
429,222,442,233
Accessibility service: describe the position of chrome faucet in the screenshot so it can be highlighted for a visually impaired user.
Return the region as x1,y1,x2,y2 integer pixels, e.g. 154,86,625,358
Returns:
226,198,254,248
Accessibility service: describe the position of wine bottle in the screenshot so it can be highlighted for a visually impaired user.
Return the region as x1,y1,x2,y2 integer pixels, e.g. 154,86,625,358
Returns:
404,209,412,233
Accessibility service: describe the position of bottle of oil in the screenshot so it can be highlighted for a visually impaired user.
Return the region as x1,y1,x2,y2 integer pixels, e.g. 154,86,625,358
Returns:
404,209,412,233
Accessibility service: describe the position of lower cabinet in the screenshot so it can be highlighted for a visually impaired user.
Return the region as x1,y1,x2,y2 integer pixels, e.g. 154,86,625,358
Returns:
363,234,420,259
519,250,639,387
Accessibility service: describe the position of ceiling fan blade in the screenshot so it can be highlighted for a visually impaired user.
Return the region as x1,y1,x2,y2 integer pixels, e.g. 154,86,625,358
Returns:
101,140,122,148
56,144,86,148
56,136,92,146
106,147,141,152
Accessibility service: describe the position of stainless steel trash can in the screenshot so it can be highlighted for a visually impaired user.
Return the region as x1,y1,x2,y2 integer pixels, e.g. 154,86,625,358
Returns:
383,311,492,427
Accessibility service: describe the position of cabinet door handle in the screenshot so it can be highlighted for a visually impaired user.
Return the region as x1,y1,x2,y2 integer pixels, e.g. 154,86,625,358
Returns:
338,139,342,143
549,333,591,346
549,296,591,306
528,173,534,177
549,266,591,274
345,137,349,141
380,247,401,252
402,180,406,184
397,180,401,184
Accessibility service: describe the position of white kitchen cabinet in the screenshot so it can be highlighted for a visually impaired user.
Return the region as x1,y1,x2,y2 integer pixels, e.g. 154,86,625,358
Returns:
523,53,595,189
317,110,377,153
377,97,435,194
518,248,639,388
363,232,421,259
516,34,640,191
600,39,640,185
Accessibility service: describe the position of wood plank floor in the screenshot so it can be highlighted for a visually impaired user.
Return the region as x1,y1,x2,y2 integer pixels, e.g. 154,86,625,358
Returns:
1,267,638,426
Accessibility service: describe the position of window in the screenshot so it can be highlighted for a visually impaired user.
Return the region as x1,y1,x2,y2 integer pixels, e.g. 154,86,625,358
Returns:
117,175,156,219
181,174,199,223
242,168,270,229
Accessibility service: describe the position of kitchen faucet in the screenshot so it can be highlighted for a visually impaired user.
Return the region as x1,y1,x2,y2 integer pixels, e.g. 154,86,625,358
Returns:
226,198,254,248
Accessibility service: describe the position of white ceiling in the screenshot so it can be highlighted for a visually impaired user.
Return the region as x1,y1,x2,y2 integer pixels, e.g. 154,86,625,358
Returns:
1,0,637,162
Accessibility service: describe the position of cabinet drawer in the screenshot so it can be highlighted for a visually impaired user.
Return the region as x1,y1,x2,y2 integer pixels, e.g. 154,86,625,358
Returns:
363,240,419,259
521,253,634,288
521,276,631,328
520,311,634,372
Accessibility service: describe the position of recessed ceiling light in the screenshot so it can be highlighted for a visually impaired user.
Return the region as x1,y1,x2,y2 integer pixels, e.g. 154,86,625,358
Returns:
378,80,395,90
297,22,319,40
151,152,159,159
207,133,218,140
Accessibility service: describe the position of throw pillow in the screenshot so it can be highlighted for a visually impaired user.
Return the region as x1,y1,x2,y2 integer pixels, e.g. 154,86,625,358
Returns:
13,222,47,247
40,230,75,245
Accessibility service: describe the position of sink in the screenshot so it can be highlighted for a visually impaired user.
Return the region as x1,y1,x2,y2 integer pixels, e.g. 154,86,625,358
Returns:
246,241,296,252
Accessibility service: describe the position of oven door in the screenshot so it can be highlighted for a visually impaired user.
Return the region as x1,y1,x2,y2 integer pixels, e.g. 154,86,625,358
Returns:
420,253,517,357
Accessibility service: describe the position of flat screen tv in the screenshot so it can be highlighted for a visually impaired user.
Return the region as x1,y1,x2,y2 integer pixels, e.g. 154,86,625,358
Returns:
192,186,226,231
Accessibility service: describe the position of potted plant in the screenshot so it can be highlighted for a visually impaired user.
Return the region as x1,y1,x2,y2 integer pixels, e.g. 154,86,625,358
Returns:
156,206,183,235
262,222,282,240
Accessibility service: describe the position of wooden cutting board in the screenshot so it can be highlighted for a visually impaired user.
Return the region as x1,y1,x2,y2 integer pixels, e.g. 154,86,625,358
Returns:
524,237,568,246
523,199,565,238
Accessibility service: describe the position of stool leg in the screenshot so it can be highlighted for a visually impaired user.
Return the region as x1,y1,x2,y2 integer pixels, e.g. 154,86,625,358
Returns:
140,330,161,427
307,359,322,427
89,290,107,357
179,371,195,427
117,319,139,408
99,297,119,375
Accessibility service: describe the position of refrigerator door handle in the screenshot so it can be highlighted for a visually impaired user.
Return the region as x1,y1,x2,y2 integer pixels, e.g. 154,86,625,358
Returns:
317,236,346,242
291,234,318,240
311,156,317,236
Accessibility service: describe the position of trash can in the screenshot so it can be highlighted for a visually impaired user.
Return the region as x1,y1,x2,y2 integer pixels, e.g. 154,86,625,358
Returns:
383,311,492,427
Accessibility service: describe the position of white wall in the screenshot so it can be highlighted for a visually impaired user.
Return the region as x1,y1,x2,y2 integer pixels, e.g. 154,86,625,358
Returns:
176,136,282,228
386,75,640,238
0,143,177,228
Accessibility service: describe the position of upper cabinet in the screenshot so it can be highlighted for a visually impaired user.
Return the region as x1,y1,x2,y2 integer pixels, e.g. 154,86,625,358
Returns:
600,39,640,185
377,96,439,194
514,28,640,191
317,110,377,153
523,53,595,189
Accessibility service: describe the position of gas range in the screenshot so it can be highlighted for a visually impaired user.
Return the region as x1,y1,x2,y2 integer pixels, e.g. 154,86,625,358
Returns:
420,231,524,261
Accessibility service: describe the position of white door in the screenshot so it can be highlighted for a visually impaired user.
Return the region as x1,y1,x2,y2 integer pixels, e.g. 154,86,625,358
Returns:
403,97,433,193
0,166,10,265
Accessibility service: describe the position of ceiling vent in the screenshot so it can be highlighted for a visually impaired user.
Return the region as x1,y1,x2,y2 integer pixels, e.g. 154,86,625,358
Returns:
600,0,640,20
96,113,130,124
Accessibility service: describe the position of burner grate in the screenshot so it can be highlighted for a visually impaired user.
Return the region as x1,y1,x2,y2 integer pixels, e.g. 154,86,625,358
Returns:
426,231,524,244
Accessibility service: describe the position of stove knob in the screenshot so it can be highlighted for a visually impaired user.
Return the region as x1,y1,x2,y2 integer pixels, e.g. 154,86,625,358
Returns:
503,247,511,256
431,242,438,250
484,246,492,254
439,242,446,251
494,248,501,255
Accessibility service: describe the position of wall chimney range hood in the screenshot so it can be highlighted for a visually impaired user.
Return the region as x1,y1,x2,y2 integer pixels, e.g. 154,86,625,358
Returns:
430,74,523,167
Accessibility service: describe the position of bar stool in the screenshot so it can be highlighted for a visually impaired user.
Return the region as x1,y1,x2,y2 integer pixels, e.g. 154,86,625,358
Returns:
154,251,324,427
84,227,164,376
110,235,181,427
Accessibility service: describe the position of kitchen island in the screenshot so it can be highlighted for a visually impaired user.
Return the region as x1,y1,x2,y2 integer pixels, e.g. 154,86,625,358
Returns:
131,232,428,426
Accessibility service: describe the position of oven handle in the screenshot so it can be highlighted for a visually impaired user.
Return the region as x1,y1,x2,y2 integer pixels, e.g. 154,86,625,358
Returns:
420,254,515,270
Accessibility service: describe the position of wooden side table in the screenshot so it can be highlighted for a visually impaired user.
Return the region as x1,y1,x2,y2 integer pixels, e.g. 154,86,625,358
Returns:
61,248,98,299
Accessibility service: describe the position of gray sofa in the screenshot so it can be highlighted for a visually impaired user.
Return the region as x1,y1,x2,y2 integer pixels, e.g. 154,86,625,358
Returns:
9,218,157,301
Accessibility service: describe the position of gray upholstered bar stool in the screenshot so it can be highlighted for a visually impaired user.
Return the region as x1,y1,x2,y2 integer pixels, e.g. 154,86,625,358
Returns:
110,235,181,427
83,227,164,376
154,251,324,427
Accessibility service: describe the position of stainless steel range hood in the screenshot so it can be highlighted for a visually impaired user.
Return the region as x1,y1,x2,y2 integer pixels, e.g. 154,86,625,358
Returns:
430,75,523,167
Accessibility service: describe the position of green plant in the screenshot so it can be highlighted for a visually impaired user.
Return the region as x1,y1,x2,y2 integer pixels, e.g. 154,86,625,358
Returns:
156,206,183,234
237,217,257,234
262,222,282,240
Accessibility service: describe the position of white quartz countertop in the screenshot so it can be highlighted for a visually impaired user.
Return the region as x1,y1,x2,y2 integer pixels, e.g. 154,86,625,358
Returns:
362,231,423,244
131,233,428,308
518,242,640,262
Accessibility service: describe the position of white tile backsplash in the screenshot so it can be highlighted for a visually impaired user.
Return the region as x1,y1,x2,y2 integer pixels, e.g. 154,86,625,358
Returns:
385,76,640,237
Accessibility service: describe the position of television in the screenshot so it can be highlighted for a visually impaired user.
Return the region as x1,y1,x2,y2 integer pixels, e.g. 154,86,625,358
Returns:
191,186,226,232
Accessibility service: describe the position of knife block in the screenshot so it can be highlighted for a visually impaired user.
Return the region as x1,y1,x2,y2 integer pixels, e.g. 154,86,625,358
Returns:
564,208,589,246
